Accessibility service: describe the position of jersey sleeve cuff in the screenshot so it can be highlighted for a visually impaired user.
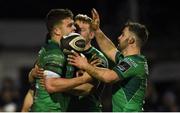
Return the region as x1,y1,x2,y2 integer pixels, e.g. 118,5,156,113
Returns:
112,67,124,79
44,70,61,78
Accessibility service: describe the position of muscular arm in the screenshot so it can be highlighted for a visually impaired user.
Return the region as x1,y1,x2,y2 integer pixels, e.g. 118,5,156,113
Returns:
68,55,106,96
68,52,121,84
91,8,118,62
66,71,94,96
95,29,118,62
28,65,44,83
68,82,94,96
44,71,92,93
21,89,34,112
84,63,120,84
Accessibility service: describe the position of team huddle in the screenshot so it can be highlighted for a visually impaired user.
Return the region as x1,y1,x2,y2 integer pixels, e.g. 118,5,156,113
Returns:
21,8,149,112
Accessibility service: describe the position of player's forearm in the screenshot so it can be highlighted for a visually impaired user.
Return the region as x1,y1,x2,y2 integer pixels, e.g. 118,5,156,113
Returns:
68,83,94,96
21,89,34,112
45,76,92,93
95,29,117,61
84,63,118,84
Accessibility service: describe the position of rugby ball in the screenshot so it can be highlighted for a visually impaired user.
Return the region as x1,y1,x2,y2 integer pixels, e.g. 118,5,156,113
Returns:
61,33,86,54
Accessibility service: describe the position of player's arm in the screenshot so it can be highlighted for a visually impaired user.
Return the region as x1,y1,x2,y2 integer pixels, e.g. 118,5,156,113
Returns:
69,80,101,96
67,57,104,95
67,81,94,96
81,65,119,84
94,29,118,62
68,52,120,84
21,89,34,112
91,8,118,62
67,70,98,96
28,64,44,83
45,56,101,95
44,71,92,93
37,51,91,93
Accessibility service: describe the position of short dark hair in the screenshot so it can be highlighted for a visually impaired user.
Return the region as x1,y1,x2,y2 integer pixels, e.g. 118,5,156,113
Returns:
124,21,149,47
46,9,73,32
74,14,93,30
75,14,92,24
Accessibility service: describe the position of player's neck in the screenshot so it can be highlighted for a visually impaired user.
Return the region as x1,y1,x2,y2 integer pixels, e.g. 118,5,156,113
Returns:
122,47,140,57
51,34,62,45
84,42,92,50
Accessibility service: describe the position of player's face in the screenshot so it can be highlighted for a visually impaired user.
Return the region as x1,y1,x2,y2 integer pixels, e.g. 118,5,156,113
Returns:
75,20,93,44
117,27,131,51
60,17,75,36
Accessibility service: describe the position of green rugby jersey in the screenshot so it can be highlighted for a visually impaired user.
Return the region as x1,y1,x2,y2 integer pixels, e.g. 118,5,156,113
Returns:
112,51,149,112
67,46,108,112
31,39,74,112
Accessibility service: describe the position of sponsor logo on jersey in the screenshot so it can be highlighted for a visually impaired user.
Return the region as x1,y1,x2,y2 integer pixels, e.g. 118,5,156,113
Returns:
117,61,131,72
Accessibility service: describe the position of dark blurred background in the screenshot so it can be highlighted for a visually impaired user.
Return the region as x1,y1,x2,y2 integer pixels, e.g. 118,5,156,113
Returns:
0,0,180,111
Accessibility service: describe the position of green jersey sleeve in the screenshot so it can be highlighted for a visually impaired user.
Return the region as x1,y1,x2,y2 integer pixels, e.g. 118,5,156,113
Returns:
114,51,124,64
112,52,138,79
43,51,66,77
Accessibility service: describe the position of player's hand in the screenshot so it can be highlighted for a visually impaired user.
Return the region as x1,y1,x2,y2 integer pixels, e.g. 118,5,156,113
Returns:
31,64,44,79
89,54,102,66
68,51,89,70
39,75,46,88
90,58,102,67
91,8,100,31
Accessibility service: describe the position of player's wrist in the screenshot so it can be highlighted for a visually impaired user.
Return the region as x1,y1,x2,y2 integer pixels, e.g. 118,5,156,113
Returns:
80,72,92,83
82,62,91,71
94,28,101,33
94,28,102,35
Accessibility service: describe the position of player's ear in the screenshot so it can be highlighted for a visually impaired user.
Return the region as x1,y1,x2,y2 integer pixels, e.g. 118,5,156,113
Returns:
128,36,135,44
53,26,61,35
90,31,95,39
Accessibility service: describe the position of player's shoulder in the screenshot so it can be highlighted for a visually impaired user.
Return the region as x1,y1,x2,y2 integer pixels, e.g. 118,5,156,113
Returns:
39,45,65,63
123,55,148,70
42,43,64,56
126,55,147,64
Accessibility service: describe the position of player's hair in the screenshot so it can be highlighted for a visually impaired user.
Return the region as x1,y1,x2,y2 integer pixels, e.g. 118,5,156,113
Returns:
46,9,73,32
74,14,93,30
123,21,149,47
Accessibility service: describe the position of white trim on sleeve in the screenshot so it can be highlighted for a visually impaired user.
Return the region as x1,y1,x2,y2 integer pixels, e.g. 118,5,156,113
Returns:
44,70,60,78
